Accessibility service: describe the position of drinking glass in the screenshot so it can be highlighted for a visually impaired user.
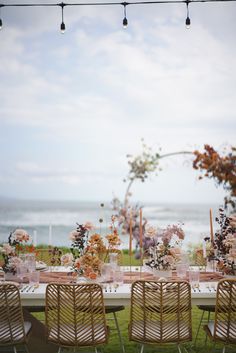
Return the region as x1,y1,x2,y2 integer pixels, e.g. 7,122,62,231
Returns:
114,267,124,285
16,263,28,286
101,263,113,282
176,263,189,278
28,271,40,288
189,268,200,289
25,253,36,272
109,253,118,267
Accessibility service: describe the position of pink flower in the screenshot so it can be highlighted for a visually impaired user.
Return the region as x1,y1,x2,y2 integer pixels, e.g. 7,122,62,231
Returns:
145,225,157,238
84,222,94,231
8,256,22,270
162,255,175,265
13,229,30,242
60,253,74,267
0,243,15,255
69,230,80,241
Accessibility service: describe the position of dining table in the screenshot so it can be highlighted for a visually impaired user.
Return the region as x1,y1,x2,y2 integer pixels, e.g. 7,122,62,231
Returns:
20,265,223,307
7,266,225,353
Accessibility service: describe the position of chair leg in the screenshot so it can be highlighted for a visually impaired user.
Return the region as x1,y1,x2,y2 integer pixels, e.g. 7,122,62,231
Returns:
204,311,211,346
177,344,182,353
140,344,144,353
222,346,226,353
193,309,205,346
24,345,30,353
13,347,17,353
112,312,125,353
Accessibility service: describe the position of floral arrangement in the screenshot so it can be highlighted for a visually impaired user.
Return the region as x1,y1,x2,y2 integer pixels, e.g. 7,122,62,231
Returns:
0,228,33,273
61,217,121,280
144,223,185,271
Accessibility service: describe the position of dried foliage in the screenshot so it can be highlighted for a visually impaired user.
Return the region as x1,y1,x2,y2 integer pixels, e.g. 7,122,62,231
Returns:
193,144,236,209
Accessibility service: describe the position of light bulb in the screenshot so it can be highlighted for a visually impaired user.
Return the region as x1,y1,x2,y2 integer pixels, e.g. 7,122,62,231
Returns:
60,22,65,34
185,16,191,29
123,17,128,29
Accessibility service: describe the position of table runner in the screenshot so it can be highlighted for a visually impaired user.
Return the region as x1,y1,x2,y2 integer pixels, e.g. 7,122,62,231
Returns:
38,270,224,284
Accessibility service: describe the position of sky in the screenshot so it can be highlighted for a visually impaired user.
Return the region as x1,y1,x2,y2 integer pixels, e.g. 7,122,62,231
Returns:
0,0,235,205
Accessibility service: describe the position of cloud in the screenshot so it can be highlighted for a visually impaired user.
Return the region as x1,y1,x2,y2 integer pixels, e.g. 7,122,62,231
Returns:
0,1,235,201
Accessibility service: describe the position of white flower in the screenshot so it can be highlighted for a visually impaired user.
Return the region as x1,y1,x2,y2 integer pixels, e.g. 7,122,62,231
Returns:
8,256,22,270
145,224,157,238
69,230,80,241
84,222,94,231
13,228,30,242
60,253,74,267
0,243,15,255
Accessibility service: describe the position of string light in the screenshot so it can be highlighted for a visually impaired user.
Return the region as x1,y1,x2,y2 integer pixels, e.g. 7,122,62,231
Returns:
0,0,235,33
122,2,128,28
59,2,66,34
185,0,191,29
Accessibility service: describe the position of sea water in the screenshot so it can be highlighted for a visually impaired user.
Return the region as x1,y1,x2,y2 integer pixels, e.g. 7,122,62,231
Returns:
0,199,222,249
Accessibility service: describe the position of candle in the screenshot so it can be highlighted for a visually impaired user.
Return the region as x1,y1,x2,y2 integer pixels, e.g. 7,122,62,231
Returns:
202,240,207,258
139,208,143,249
209,208,214,243
33,230,37,247
49,224,52,246
129,209,132,256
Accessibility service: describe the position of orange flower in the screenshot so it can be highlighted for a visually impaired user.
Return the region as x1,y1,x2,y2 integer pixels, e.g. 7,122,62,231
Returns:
89,272,97,280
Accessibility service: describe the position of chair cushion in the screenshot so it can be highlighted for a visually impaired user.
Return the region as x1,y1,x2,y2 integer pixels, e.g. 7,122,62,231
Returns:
129,320,191,343
197,305,215,312
0,321,31,343
48,323,108,346
105,306,125,314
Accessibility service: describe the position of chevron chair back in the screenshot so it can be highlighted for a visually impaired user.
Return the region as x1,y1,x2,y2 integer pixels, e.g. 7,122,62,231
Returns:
45,283,109,349
207,279,236,343
0,283,31,349
129,280,192,345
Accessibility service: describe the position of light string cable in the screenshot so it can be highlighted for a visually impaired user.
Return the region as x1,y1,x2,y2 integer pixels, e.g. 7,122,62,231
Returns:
0,0,235,31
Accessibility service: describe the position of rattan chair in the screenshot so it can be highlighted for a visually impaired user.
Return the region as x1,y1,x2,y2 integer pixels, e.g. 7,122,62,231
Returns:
204,278,236,353
45,282,109,353
0,283,32,353
129,280,192,353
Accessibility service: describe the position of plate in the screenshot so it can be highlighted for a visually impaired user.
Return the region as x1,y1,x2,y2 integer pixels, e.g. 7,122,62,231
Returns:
36,261,47,271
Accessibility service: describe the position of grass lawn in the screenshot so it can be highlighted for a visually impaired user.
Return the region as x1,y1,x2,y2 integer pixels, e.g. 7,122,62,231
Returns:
34,306,236,353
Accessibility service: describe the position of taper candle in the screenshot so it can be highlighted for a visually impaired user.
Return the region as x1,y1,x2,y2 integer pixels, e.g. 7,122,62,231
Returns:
139,208,143,249
33,230,37,247
202,240,207,258
49,224,52,246
129,209,132,256
210,208,214,243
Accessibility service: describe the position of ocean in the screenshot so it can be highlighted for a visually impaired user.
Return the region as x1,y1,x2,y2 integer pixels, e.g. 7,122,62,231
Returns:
0,199,223,250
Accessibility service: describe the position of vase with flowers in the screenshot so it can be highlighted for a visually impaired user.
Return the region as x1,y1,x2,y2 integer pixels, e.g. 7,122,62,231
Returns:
144,223,185,278
0,228,35,280
61,222,106,281
61,217,122,282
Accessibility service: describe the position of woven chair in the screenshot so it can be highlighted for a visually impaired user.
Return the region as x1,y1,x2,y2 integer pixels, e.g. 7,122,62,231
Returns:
45,282,109,353
0,283,32,353
129,280,192,353
204,278,236,353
